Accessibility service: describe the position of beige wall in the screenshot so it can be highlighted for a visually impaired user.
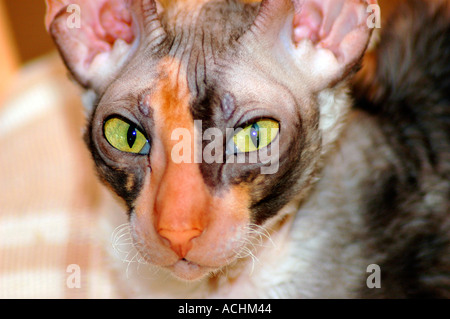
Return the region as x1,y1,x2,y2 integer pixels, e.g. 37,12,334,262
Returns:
0,0,57,104
0,0,19,103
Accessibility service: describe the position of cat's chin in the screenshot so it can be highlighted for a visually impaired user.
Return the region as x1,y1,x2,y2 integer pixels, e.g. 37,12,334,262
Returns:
167,259,217,281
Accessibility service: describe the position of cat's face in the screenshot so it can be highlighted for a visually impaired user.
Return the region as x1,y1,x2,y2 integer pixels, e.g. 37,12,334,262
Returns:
47,0,375,280
87,38,320,281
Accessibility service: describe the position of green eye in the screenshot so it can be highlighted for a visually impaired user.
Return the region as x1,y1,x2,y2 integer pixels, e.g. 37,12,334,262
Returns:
233,119,279,153
104,118,150,155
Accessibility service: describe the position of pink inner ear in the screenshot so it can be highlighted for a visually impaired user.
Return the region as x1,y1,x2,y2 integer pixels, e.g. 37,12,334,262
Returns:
293,1,325,44
46,0,137,87
99,1,134,45
46,0,134,54
293,0,373,63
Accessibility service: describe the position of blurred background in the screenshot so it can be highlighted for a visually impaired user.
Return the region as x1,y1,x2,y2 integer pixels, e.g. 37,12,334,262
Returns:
0,0,116,298
0,0,55,103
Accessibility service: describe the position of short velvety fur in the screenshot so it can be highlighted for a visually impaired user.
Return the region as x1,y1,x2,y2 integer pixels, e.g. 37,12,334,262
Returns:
353,0,450,298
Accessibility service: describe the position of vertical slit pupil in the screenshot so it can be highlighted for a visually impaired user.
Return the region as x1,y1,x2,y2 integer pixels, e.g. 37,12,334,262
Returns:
250,123,260,148
127,124,137,148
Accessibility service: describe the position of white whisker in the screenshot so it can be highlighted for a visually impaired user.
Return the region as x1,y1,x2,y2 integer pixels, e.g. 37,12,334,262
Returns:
231,223,276,276
110,222,159,280
125,251,141,279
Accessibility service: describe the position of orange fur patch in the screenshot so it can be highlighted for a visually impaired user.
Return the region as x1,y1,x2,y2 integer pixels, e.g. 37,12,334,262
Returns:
151,57,194,159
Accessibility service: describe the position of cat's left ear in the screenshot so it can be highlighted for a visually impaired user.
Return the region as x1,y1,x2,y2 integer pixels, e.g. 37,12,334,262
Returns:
45,0,165,92
243,0,378,91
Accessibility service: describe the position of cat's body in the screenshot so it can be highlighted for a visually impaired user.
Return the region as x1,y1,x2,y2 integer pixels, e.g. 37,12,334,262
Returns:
46,0,449,298
352,0,450,298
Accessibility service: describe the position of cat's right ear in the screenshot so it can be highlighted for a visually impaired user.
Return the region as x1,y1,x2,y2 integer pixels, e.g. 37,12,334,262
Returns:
46,0,166,92
242,0,378,91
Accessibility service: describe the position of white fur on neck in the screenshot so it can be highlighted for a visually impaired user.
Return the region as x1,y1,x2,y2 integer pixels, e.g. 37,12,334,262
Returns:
318,85,352,157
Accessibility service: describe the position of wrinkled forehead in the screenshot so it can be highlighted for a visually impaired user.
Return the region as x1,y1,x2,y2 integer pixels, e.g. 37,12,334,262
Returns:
100,0,295,120
144,0,259,94
102,57,298,139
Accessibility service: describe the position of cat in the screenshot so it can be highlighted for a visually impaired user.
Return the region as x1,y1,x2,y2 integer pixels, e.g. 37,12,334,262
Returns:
46,0,449,298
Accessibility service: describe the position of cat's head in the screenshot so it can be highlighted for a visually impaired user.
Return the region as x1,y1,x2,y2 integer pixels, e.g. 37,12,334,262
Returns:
46,0,375,280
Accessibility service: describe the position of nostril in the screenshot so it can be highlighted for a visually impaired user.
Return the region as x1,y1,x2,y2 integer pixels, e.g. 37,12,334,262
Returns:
158,228,203,244
157,228,203,258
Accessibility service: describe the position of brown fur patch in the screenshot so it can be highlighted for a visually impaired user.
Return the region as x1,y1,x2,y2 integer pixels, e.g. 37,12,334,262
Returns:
126,173,135,193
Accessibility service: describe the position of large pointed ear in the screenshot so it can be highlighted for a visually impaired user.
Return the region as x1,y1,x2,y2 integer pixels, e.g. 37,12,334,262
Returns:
243,0,378,91
45,0,166,92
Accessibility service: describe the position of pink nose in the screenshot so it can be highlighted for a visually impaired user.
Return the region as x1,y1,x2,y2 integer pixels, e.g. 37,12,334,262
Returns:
158,228,203,258
155,162,210,259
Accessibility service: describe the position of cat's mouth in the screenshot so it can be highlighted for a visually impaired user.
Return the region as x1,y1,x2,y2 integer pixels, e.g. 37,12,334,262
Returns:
126,219,246,282
167,259,217,281
133,239,241,281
